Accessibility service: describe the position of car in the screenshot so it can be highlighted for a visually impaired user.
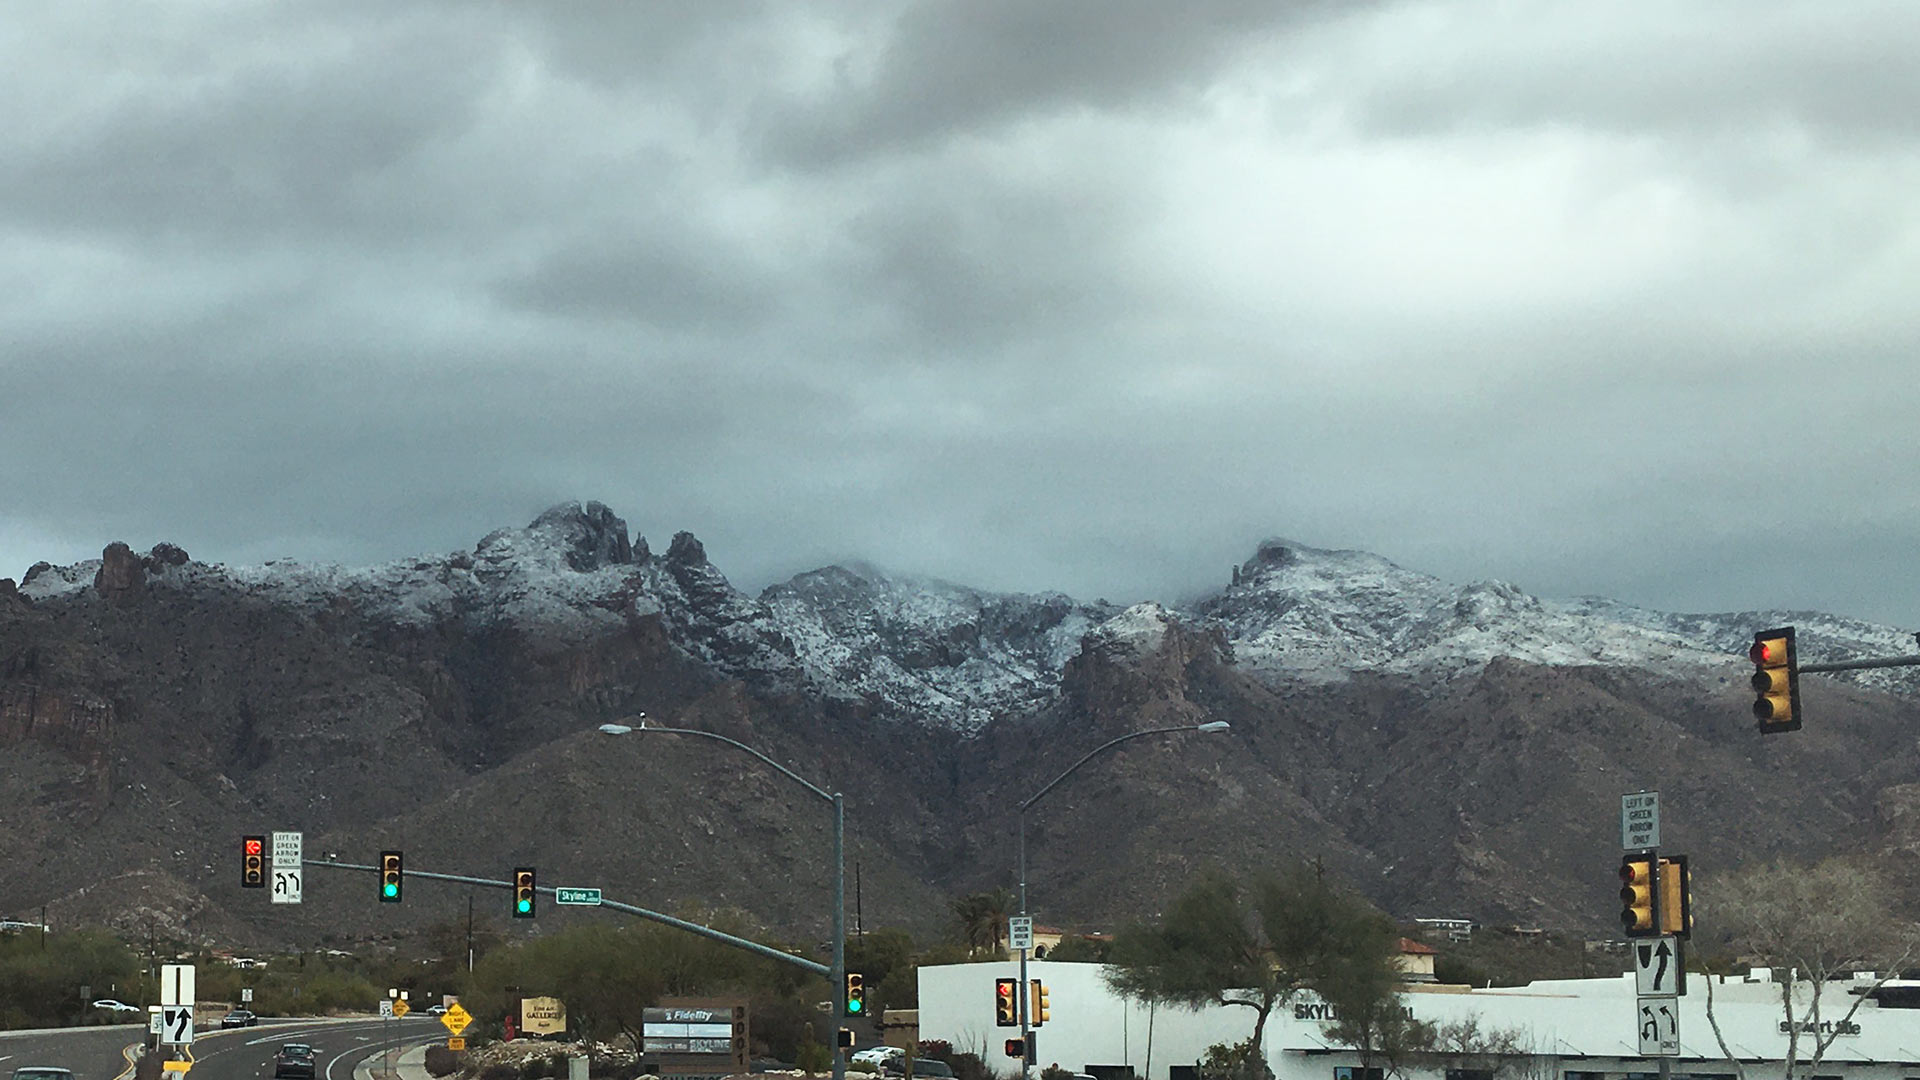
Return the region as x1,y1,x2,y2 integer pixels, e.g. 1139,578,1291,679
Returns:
273,1044,316,1080
220,1009,258,1028
91,999,141,1014
426,1005,448,1015
851,1047,904,1068
12,1070,76,1080
881,1061,953,1079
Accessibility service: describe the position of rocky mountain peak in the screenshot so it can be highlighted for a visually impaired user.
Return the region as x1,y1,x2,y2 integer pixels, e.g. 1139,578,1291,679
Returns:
666,531,708,566
525,501,635,571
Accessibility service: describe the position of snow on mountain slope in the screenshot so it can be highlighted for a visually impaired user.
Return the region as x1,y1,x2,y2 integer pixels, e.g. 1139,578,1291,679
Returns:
760,563,1112,733
1196,539,1731,683
15,506,1917,731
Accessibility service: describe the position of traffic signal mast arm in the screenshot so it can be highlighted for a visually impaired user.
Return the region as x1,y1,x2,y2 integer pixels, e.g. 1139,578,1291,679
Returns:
1797,652,1920,674
296,857,830,976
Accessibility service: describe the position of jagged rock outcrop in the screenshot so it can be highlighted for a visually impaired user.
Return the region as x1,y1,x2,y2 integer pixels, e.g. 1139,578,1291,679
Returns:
92,542,145,599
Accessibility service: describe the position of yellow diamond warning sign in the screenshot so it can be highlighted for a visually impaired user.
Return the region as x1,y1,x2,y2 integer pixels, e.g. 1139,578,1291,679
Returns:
441,1003,472,1036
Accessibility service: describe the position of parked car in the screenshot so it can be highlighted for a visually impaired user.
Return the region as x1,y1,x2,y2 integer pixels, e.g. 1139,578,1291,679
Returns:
882,1061,953,1078
91,1000,141,1014
221,1009,258,1028
273,1044,316,1080
850,1047,903,1068
426,1005,448,1015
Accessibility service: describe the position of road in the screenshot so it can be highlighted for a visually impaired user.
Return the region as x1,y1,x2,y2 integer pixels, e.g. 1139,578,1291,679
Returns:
0,1018,444,1080
0,1023,146,1080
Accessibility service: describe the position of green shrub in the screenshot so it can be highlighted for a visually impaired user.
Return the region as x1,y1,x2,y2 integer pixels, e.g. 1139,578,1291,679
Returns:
422,1047,461,1077
794,1029,832,1075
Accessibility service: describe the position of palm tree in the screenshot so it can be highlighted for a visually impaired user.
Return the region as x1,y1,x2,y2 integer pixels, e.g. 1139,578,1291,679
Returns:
951,888,1017,955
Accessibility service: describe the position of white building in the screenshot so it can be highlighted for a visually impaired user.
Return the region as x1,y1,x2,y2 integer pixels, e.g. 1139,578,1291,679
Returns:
919,961,1920,1080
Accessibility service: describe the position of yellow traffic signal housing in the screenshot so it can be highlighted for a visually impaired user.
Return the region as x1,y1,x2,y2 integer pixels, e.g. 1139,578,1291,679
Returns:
1030,980,1050,1025
1619,854,1657,937
1658,855,1692,937
1751,627,1801,733
379,850,402,902
242,836,266,889
994,978,1019,1026
514,867,536,918
845,973,865,1016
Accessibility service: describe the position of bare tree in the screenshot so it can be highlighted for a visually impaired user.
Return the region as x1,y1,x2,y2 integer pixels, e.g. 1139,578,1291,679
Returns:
1699,855,1920,1080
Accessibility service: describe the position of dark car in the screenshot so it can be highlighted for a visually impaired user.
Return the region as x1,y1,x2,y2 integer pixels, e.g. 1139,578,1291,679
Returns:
883,1061,954,1079
273,1044,316,1079
221,1009,258,1028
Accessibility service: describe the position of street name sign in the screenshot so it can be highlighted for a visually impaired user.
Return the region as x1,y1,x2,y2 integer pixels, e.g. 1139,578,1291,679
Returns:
1637,996,1680,1056
555,887,602,906
1622,791,1660,850
441,1003,473,1035
1008,916,1034,951
1634,936,1686,997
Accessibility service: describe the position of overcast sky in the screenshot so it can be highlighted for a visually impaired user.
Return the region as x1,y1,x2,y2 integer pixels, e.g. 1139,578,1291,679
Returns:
5,1,1919,624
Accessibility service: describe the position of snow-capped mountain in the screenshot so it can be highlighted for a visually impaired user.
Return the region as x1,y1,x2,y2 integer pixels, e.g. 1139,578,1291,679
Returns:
15,502,1915,732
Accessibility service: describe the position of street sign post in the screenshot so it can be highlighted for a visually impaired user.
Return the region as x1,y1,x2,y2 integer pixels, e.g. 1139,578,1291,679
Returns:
1622,791,1660,851
555,887,603,906
1634,936,1686,997
272,832,303,905
1008,916,1034,952
1637,996,1680,1056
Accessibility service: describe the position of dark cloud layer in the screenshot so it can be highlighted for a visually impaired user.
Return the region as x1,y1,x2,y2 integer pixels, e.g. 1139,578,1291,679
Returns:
3,1,1919,626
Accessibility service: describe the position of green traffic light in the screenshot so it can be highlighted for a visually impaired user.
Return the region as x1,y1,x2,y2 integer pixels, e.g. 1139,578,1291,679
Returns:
518,899,531,912
384,883,398,897
847,999,862,1014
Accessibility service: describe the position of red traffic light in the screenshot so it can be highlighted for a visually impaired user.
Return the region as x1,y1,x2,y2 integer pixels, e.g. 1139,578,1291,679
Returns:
245,838,263,856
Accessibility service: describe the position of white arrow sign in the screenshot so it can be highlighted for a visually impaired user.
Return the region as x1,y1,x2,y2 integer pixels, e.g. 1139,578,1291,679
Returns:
162,1005,194,1045
1635,936,1685,997
1637,997,1680,1056
272,866,303,905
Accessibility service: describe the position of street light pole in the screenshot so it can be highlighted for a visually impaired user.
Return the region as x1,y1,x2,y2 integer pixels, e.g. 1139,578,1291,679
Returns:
1014,721,1230,1078
601,720,847,1080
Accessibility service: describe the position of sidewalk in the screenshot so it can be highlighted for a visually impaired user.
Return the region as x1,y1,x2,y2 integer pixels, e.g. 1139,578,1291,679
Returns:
353,1042,435,1080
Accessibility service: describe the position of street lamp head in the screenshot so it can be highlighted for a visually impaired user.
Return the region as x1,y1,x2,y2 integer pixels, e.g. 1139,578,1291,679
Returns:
597,723,633,736
1195,721,1231,734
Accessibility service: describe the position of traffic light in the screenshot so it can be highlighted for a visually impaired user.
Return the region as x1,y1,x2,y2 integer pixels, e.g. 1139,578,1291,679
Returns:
379,851,402,902
845,972,865,1016
1751,627,1801,733
1004,1039,1025,1059
994,978,1019,1026
1620,854,1657,937
1658,855,1692,937
514,867,536,917
1030,979,1049,1025
837,1029,854,1049
242,836,266,889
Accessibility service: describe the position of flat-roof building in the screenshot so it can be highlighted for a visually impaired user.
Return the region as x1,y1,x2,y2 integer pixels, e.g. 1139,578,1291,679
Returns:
919,961,1920,1080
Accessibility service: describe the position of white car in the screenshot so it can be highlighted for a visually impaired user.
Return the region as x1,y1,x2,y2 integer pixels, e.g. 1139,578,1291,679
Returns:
91,1000,141,1014
851,1048,904,1067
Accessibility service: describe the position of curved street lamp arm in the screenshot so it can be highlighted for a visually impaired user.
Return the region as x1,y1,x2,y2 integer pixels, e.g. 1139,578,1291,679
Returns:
1019,724,1212,812
639,725,835,803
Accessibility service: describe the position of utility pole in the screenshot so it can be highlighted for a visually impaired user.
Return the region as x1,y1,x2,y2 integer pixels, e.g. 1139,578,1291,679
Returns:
467,893,475,973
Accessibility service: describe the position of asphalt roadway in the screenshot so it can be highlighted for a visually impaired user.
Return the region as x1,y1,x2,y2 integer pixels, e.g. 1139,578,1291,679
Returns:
0,1017,444,1080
